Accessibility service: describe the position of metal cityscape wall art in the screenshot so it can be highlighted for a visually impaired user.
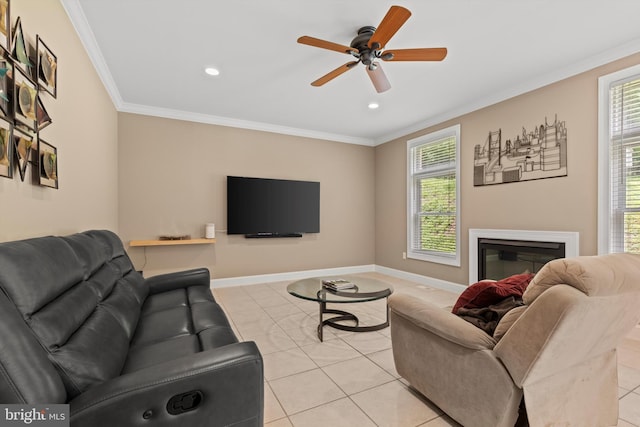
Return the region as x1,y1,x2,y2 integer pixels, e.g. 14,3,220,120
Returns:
0,0,58,189
473,115,567,186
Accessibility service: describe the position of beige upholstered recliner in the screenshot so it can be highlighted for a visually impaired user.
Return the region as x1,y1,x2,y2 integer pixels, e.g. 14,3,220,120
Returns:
389,253,640,427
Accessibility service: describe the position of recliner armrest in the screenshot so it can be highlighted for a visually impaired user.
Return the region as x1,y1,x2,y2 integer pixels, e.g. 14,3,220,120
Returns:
70,341,263,427
389,293,496,350
494,284,638,387
145,268,211,295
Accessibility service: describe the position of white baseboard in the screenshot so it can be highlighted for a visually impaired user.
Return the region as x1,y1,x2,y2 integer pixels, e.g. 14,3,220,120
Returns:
211,264,466,294
374,265,467,294
211,265,376,288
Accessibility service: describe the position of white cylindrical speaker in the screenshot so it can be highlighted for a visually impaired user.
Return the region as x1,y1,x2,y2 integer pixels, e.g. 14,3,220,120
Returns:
205,223,215,239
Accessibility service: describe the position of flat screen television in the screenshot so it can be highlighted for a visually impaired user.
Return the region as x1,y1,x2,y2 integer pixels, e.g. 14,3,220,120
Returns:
227,176,320,237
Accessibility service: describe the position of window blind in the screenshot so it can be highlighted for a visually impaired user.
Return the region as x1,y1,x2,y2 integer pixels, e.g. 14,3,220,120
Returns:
610,77,640,253
413,136,457,172
409,133,458,259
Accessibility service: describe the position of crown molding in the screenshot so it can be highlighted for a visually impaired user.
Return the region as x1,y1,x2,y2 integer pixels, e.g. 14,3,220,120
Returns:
119,102,376,146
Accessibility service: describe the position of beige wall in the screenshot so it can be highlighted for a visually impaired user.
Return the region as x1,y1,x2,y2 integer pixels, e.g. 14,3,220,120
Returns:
0,0,118,242
375,52,640,286
118,113,375,278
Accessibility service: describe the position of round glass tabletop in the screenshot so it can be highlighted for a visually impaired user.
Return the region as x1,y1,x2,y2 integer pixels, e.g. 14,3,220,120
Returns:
287,276,393,303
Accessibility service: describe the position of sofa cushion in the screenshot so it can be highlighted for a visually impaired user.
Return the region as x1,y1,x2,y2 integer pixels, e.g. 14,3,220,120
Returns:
141,289,187,315
452,273,534,314
131,306,193,347
62,233,111,280
84,229,127,259
140,287,217,316
53,307,131,397
121,335,201,374
192,302,232,333
0,237,84,316
29,283,100,349
125,285,237,373
100,276,145,340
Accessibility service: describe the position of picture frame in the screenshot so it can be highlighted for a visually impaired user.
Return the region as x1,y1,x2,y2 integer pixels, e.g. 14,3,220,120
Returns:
0,114,12,178
0,50,11,118
36,95,51,130
11,16,31,74
37,137,57,188
12,125,33,181
36,35,56,97
13,64,37,131
0,0,9,51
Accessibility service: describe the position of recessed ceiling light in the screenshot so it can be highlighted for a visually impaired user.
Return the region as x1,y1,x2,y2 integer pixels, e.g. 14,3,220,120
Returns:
204,67,220,76
368,102,380,110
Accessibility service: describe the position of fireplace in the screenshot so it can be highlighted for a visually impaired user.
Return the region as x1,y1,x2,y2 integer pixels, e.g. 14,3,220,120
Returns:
469,229,580,283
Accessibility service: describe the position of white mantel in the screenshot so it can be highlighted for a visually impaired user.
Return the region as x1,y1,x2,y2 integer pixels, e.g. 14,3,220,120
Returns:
468,229,580,284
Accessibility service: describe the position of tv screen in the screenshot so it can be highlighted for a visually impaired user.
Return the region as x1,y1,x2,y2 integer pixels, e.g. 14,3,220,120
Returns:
227,176,320,237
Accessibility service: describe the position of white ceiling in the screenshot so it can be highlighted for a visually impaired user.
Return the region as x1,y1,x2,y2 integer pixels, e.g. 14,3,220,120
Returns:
62,0,640,146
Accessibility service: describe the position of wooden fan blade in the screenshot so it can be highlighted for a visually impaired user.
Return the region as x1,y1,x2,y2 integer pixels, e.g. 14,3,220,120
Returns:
383,47,448,61
368,5,412,50
366,65,391,93
298,36,357,55
311,61,359,87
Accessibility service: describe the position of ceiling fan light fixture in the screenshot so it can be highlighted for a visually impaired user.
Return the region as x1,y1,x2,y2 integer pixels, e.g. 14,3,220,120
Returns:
368,102,380,110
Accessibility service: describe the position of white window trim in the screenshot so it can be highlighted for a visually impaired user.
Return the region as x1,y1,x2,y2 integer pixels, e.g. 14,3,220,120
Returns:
598,64,640,254
406,124,461,266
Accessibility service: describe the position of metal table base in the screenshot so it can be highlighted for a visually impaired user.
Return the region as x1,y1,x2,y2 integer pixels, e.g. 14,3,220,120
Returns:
316,291,390,342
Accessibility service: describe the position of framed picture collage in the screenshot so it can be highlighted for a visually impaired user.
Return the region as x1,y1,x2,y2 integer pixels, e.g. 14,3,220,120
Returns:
0,0,58,189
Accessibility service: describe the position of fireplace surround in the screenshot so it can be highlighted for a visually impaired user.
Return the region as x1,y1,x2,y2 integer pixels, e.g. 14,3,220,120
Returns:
469,229,580,284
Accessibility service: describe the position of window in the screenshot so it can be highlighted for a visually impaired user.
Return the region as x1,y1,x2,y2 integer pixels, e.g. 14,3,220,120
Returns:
598,64,640,254
407,124,460,265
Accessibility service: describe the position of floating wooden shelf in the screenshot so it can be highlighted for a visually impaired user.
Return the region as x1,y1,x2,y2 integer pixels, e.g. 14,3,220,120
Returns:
129,238,215,247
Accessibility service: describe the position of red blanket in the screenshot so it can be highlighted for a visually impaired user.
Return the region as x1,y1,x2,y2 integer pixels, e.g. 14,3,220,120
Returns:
452,273,534,314
452,273,534,335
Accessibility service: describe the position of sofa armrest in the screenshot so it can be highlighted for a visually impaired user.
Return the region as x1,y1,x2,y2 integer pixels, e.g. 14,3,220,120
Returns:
494,284,638,387
70,341,263,427
389,293,496,351
145,268,210,295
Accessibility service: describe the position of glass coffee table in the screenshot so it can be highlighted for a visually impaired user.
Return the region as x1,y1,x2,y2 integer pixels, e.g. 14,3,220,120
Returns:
287,276,393,342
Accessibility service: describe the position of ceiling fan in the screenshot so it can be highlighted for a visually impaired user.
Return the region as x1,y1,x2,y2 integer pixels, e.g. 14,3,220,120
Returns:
297,5,447,93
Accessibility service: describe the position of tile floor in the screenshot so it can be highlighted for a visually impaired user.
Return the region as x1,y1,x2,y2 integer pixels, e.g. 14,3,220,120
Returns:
212,272,640,427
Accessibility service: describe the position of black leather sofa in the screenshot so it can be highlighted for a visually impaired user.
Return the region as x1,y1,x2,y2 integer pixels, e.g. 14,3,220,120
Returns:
0,230,263,426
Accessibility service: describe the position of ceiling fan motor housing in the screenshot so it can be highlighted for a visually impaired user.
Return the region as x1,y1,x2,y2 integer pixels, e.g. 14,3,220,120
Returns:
350,26,377,65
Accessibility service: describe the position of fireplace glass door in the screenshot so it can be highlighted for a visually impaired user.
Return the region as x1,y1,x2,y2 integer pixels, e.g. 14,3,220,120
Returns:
478,238,565,280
